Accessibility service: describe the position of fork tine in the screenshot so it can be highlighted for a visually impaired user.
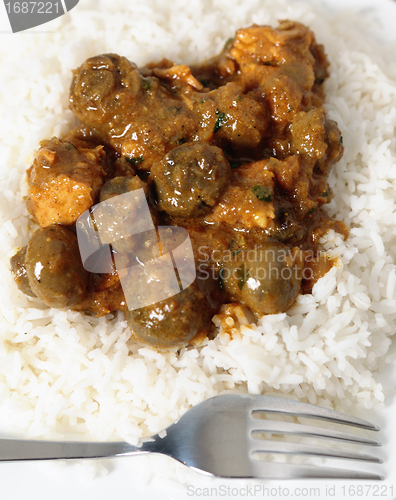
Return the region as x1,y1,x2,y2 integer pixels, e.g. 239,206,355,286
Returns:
248,461,384,480
246,395,379,431
250,441,382,463
249,420,381,446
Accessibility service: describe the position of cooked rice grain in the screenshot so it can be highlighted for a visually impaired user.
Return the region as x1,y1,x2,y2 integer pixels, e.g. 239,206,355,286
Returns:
0,0,396,470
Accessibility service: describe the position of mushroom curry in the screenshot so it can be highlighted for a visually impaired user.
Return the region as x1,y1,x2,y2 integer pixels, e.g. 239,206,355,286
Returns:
10,21,347,348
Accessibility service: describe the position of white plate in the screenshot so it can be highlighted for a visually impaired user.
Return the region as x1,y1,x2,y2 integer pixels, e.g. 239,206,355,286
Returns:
1,1,396,499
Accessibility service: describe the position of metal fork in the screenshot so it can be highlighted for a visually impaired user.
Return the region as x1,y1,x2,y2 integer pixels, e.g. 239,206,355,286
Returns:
0,394,383,480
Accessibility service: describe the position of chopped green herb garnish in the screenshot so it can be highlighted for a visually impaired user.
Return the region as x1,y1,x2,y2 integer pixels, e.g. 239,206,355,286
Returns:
125,156,144,166
142,78,152,91
339,135,343,144
218,268,225,290
170,105,182,114
230,160,243,169
252,185,273,202
229,239,242,257
235,94,243,102
322,187,331,197
307,207,315,215
65,143,77,150
287,106,294,113
237,264,249,290
224,37,234,49
214,111,227,133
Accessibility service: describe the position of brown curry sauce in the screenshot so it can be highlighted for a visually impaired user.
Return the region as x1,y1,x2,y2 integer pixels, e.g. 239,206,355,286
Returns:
11,21,347,348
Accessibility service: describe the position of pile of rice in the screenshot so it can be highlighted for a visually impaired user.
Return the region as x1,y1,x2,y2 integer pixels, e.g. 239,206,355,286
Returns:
0,0,396,478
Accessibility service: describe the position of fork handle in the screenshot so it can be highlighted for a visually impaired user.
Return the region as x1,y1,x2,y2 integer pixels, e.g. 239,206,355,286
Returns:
0,439,149,462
